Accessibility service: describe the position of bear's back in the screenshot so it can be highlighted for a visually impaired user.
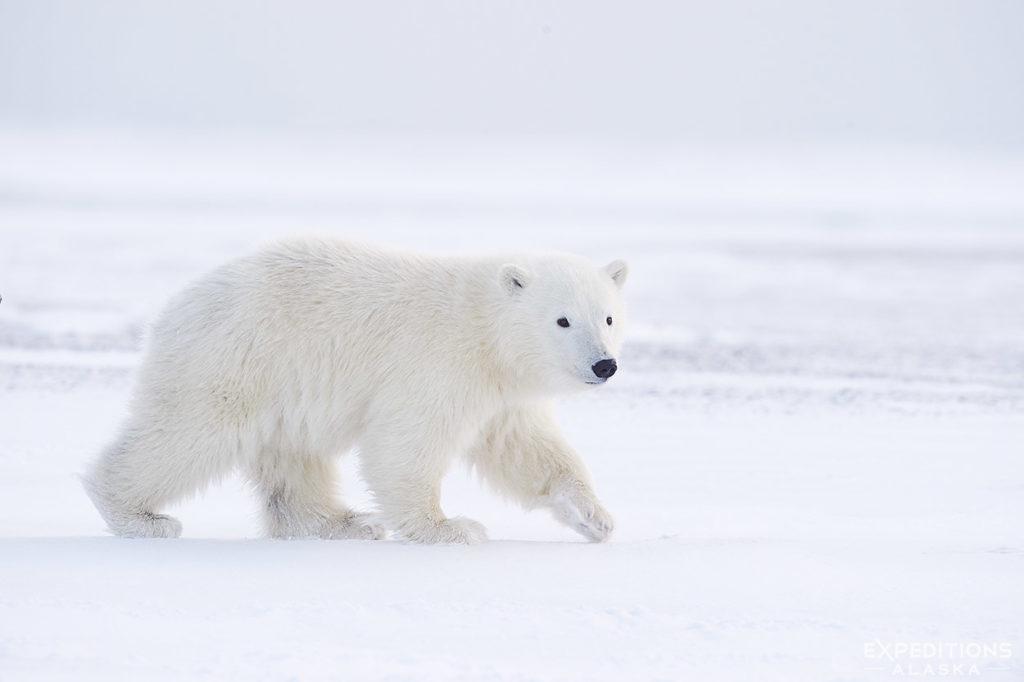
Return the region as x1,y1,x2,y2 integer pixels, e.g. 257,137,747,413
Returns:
138,237,501,419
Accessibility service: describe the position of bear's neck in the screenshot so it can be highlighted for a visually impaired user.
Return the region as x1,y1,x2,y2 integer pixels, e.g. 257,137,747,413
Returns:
454,260,544,406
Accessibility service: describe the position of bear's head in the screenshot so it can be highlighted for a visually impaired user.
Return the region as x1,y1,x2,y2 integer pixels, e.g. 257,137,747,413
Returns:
497,255,628,394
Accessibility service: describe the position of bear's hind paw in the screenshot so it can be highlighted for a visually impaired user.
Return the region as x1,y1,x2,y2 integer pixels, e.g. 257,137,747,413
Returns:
319,512,388,540
114,512,183,539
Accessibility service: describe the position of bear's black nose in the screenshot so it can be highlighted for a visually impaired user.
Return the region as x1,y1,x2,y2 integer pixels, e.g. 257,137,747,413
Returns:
592,358,617,379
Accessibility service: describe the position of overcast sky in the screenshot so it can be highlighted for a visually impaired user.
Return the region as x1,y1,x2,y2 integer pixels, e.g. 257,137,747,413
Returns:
1,1,1022,148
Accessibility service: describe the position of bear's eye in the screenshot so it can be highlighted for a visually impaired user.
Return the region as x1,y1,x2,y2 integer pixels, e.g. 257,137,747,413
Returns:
606,316,613,326
557,317,570,328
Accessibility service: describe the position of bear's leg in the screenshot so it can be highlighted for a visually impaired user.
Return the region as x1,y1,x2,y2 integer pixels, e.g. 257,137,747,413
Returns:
358,432,487,544
250,454,387,540
467,404,614,542
83,423,237,538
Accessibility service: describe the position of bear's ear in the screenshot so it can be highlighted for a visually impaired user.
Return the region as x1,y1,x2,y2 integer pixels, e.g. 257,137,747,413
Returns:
604,259,628,289
500,264,531,295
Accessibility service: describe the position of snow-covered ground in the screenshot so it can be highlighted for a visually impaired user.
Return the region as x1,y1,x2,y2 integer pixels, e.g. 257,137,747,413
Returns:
1,131,1023,681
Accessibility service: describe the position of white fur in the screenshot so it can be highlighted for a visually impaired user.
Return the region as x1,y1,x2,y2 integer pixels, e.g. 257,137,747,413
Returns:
83,237,628,543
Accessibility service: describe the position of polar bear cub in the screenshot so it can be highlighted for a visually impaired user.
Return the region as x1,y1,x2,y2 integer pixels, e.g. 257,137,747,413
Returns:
84,237,628,543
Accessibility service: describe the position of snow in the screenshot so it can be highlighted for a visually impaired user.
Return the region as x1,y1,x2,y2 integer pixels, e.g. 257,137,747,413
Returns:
1,130,1022,681
4,1,1023,675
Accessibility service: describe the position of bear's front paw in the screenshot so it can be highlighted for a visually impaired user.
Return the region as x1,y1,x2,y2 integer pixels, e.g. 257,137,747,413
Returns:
547,477,615,543
403,516,488,545
320,512,388,540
